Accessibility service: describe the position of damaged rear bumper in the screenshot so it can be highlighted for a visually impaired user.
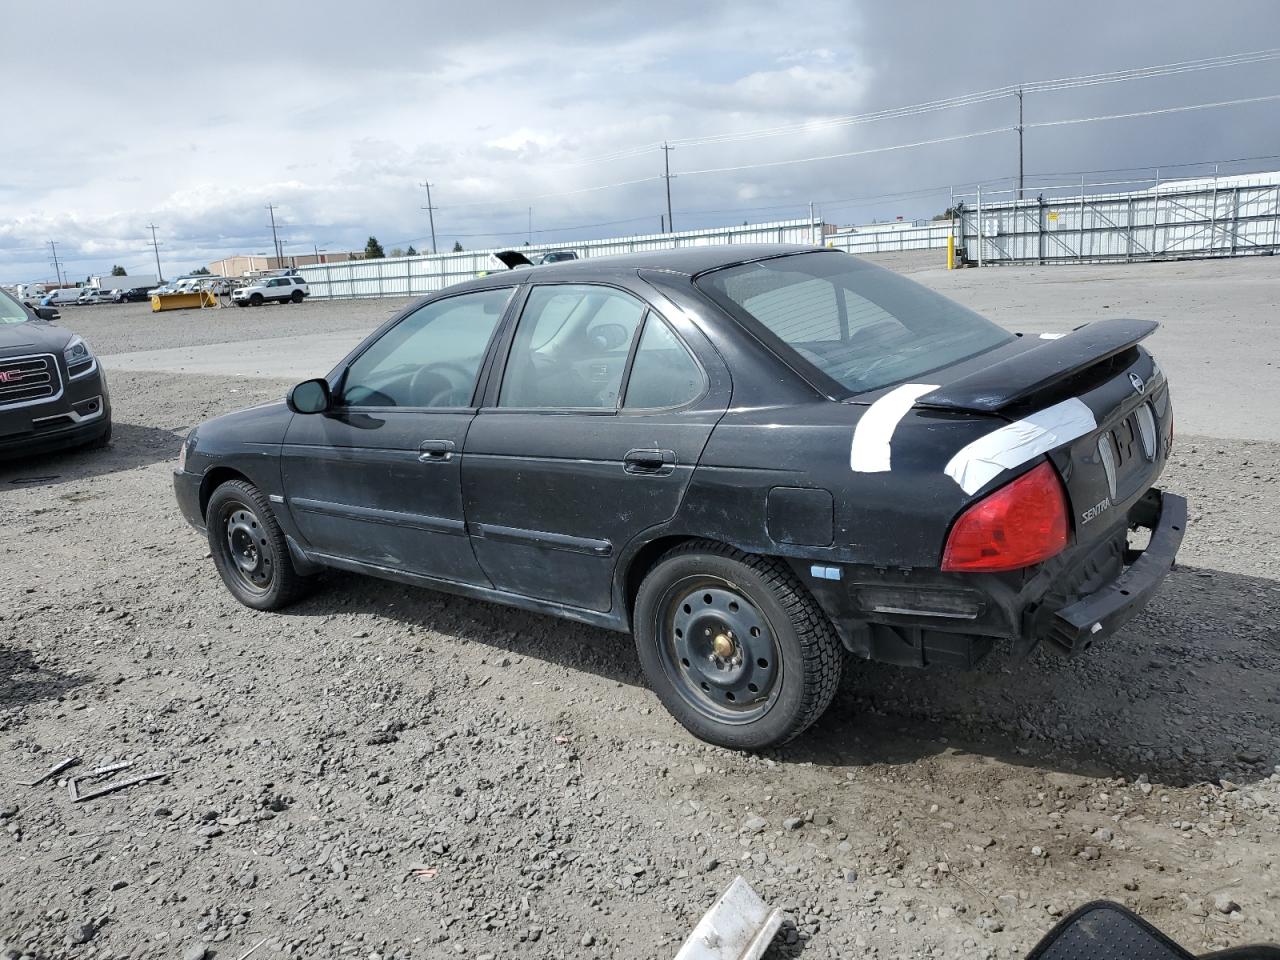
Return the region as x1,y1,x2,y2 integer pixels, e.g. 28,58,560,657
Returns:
795,487,1186,668
1039,487,1186,655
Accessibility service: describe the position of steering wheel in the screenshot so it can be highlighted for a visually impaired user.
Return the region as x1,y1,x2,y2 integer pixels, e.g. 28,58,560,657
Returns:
408,362,475,407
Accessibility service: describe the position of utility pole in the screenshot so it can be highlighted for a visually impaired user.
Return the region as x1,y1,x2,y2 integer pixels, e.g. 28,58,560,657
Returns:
146,223,164,280
265,204,282,264
420,181,438,254
527,206,532,245
47,240,63,287
660,214,665,234
662,142,675,233
1016,88,1025,202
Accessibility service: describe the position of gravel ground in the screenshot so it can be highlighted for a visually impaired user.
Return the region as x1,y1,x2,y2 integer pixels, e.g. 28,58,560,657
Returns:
2,258,1278,960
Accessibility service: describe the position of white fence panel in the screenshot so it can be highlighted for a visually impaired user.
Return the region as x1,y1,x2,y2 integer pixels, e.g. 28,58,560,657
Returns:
298,219,823,300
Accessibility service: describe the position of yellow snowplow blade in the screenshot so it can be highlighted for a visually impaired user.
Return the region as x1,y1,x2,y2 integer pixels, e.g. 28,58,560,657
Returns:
151,291,218,311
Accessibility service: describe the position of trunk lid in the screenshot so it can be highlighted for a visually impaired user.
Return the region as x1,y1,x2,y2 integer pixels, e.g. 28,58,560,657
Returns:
917,319,1171,545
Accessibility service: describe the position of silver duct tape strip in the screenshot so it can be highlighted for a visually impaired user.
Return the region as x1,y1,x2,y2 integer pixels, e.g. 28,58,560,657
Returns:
944,397,1097,495
850,382,939,473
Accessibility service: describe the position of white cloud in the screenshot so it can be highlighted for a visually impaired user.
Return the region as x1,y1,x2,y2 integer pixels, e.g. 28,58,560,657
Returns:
2,0,1277,279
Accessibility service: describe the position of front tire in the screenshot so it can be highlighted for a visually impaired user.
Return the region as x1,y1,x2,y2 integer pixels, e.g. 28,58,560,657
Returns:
206,479,311,610
633,541,841,750
249,293,263,306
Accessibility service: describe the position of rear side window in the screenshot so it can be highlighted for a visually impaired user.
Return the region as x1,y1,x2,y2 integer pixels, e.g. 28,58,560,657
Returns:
623,319,704,409
696,252,1012,397
499,285,645,409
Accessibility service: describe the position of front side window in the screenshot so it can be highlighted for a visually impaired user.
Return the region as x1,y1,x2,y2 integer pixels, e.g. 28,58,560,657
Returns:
623,318,704,409
697,252,1013,397
341,287,513,408
499,285,645,409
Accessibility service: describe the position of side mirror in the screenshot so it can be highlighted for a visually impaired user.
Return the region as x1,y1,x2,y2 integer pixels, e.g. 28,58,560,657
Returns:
35,306,59,321
287,378,331,414
591,322,631,351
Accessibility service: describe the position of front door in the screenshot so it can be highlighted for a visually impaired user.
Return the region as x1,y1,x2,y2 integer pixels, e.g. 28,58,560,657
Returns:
280,286,515,583
462,283,728,611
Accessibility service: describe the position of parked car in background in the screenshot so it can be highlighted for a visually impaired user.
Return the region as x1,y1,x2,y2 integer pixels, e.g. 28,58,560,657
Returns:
76,288,115,305
535,250,579,264
0,287,111,458
231,275,309,306
113,285,159,303
175,245,1182,750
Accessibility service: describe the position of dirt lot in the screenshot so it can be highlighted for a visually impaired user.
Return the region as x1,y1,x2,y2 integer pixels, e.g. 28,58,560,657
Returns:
2,257,1278,960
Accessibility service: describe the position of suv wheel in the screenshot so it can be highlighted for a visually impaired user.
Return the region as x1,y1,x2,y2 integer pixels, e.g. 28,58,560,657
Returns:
249,293,263,306
206,479,312,611
290,289,304,303
633,541,842,750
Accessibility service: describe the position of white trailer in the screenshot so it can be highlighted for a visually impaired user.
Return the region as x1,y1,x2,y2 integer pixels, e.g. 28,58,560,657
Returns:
90,273,158,291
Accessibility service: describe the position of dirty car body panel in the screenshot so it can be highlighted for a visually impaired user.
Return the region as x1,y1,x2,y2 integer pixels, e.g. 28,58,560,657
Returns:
176,245,1183,732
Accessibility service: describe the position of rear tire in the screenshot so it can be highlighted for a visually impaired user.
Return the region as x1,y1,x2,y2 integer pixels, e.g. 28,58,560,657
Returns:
206,479,312,611
633,540,841,750
290,290,304,303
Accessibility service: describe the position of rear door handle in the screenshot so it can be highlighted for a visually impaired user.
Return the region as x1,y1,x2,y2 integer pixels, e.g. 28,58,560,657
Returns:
624,448,676,476
418,439,455,463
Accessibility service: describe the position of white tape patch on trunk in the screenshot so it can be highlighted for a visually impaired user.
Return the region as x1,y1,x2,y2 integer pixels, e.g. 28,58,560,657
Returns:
850,382,939,473
944,397,1097,495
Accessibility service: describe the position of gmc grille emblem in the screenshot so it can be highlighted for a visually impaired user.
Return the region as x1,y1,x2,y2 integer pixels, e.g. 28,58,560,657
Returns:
0,370,24,384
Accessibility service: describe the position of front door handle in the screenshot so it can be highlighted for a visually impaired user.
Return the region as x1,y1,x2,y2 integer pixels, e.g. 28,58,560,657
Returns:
418,439,455,463
624,448,676,476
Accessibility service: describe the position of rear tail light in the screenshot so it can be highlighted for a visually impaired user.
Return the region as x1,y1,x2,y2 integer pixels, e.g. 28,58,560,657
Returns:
941,461,1070,573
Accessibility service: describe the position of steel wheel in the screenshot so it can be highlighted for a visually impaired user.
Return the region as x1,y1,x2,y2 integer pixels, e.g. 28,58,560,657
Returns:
217,503,274,595
657,575,782,725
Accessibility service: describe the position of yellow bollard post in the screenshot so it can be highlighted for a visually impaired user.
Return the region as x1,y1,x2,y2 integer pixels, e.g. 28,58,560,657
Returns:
947,232,955,270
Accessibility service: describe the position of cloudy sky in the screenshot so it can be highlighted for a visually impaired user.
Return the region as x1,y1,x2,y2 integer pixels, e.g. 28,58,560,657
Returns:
3,0,1279,282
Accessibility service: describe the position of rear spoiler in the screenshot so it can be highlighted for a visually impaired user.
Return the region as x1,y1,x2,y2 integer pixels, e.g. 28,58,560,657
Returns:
917,318,1158,413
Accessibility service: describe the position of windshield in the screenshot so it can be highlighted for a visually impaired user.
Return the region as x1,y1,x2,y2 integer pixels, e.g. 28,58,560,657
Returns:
696,251,1013,397
0,288,31,324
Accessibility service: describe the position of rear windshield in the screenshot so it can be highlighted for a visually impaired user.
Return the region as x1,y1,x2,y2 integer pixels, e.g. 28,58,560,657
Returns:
696,251,1013,397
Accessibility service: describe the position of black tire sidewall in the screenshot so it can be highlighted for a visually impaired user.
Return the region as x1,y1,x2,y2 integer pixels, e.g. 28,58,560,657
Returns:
634,550,821,750
206,481,296,611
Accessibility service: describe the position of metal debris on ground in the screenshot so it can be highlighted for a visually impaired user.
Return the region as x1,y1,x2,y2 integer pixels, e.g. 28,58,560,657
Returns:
69,771,168,803
17,756,79,787
407,863,438,879
674,876,785,960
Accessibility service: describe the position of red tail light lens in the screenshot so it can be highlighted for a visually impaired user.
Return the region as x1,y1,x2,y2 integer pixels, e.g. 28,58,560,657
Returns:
941,461,1070,572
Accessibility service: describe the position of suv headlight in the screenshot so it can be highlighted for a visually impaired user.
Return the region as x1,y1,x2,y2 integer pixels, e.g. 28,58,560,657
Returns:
64,335,93,367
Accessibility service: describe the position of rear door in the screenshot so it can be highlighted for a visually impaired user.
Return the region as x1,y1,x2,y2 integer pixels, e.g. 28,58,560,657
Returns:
280,286,516,583
461,281,729,612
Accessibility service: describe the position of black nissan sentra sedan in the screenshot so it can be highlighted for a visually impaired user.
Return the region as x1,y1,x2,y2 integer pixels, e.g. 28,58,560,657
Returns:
174,245,1183,749
0,287,111,458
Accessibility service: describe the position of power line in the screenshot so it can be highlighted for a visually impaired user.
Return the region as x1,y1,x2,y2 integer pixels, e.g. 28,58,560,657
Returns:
1023,91,1280,130
557,46,1280,164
